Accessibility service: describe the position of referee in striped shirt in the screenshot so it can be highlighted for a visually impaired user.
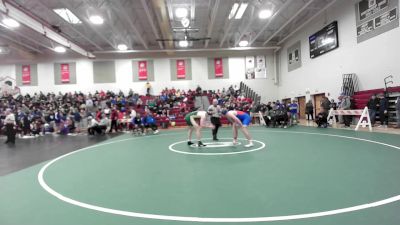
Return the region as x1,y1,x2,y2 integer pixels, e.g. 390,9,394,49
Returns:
208,99,221,141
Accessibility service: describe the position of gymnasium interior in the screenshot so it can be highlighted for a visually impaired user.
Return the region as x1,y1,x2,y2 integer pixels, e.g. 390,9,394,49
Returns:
1,0,400,224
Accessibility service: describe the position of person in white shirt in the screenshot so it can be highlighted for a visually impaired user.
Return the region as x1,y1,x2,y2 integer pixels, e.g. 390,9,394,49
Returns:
130,109,137,119
99,114,109,133
85,98,94,113
87,116,99,135
4,109,16,144
87,115,108,135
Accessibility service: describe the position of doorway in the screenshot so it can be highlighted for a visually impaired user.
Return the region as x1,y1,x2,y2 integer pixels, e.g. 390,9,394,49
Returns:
313,93,325,117
297,96,306,119
282,98,291,105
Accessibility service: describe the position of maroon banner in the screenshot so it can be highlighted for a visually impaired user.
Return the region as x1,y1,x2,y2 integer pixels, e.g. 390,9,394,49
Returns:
138,61,148,80
176,60,186,79
214,58,223,77
22,65,31,84
61,63,70,83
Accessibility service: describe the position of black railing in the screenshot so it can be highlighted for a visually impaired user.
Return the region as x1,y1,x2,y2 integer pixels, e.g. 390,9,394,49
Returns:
239,82,261,104
342,74,358,96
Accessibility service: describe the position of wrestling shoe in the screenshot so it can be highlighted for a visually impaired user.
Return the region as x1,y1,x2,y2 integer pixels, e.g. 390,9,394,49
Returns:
232,139,238,145
198,141,206,147
245,142,254,147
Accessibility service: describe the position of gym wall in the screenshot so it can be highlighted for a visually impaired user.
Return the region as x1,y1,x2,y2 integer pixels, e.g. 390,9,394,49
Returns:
0,55,278,101
278,0,400,101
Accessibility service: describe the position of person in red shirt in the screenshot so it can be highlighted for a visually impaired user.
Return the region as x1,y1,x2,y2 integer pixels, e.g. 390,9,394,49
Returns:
95,109,102,121
99,90,106,98
110,106,119,133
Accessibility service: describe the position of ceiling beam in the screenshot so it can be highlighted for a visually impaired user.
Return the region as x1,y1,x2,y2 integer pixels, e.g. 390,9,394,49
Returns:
234,5,255,46
190,0,195,22
93,46,280,54
151,0,174,49
277,0,338,45
263,0,316,46
219,2,240,48
59,1,116,50
0,32,43,53
6,30,53,50
36,0,104,51
140,0,163,49
0,22,53,51
1,0,95,57
166,0,174,23
204,0,220,48
112,0,148,49
248,0,292,46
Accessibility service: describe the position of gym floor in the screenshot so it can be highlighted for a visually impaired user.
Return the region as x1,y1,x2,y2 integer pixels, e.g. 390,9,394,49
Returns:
1,126,400,225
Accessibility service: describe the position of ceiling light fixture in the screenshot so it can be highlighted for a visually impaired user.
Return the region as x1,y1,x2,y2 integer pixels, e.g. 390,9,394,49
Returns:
228,3,239,20
238,40,249,47
54,46,66,53
0,46,10,54
179,40,189,48
53,8,82,24
181,17,190,28
259,9,273,19
175,8,188,18
235,3,248,19
89,15,104,25
2,18,20,28
117,44,128,51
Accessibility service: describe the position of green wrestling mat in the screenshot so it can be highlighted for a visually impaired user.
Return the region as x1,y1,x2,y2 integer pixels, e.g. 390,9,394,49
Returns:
1,126,400,225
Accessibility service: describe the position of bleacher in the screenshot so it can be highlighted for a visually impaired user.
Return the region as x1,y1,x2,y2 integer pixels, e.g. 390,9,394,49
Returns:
352,86,400,125
136,84,264,128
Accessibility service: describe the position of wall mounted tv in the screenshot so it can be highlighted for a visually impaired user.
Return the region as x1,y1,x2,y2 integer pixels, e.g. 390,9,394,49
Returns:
309,21,339,59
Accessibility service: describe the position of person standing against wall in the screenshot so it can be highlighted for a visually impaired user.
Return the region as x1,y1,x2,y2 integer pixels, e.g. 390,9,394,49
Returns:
208,99,221,141
145,82,151,96
289,100,299,125
109,106,119,133
4,108,16,145
395,96,400,129
339,94,351,128
377,93,389,128
321,96,331,113
330,99,338,122
305,100,314,121
367,94,379,126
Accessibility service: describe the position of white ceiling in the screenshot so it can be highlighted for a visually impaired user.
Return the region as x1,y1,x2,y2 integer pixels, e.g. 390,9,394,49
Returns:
0,0,335,62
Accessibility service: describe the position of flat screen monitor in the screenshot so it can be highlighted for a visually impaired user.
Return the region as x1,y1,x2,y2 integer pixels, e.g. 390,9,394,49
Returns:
309,21,339,59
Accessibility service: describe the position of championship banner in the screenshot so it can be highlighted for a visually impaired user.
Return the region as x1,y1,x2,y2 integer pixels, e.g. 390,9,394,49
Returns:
245,56,255,79
214,58,223,77
176,59,186,79
61,63,70,83
138,61,148,80
22,65,31,84
255,55,267,79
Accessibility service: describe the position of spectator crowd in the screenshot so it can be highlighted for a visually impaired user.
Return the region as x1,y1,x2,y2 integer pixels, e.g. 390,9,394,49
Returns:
3,83,395,145
0,85,266,141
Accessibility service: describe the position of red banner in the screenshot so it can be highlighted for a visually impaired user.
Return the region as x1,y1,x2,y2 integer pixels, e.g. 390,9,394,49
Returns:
176,60,186,79
22,65,31,84
214,58,223,77
138,61,148,80
61,63,70,83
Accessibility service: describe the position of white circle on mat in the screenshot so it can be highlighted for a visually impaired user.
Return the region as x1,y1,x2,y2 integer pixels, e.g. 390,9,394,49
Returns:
168,138,265,155
37,130,400,222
